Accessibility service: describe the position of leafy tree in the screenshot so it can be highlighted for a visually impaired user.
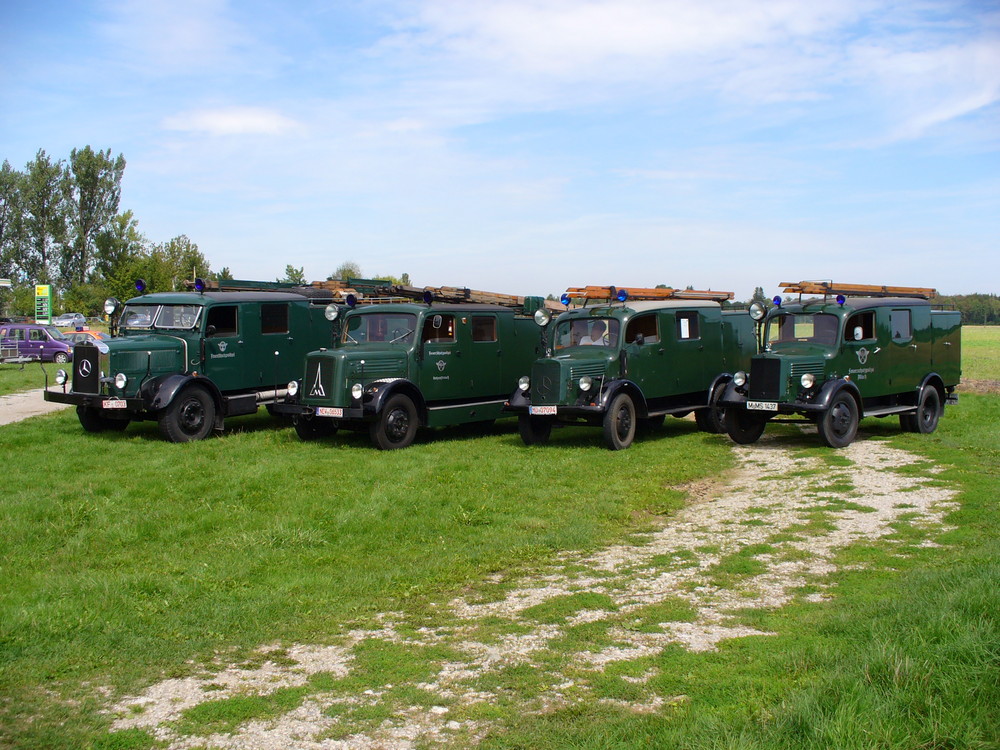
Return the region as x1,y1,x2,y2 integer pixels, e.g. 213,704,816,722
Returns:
155,234,210,290
61,146,126,285
20,150,66,284
95,210,145,281
216,266,233,281
329,261,362,281
0,160,22,281
750,286,769,306
279,264,306,284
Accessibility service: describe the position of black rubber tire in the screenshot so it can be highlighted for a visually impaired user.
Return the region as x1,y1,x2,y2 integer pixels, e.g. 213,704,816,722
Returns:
908,387,942,434
724,407,767,445
602,392,636,450
53,352,69,363
817,392,859,448
293,414,339,440
77,405,106,433
518,414,552,445
158,387,216,442
370,393,418,450
695,383,727,434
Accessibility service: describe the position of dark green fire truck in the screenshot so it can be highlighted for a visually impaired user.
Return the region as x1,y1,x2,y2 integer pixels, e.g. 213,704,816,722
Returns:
505,285,757,450
274,288,549,449
44,282,336,441
719,281,961,448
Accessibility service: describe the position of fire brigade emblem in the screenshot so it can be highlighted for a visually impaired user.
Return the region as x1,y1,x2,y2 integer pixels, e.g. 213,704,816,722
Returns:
857,347,870,365
436,360,447,372
218,341,228,352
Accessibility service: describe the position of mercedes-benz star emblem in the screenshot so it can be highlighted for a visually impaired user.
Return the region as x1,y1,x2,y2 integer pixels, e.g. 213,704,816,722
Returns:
79,360,92,377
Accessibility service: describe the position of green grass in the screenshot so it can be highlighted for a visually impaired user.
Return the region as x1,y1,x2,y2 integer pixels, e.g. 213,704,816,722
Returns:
0,360,51,396
961,325,998,381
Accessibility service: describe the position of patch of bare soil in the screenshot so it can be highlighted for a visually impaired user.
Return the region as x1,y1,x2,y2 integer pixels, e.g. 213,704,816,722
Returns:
958,379,1000,395
0,388,71,426
105,435,957,749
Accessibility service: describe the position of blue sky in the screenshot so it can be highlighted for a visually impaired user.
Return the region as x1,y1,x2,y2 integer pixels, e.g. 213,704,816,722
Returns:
2,0,997,299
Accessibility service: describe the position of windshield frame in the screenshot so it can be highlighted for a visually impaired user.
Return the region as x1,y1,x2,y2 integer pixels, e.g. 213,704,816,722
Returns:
340,311,418,345
554,316,620,351
120,303,204,332
764,312,840,348
153,304,203,331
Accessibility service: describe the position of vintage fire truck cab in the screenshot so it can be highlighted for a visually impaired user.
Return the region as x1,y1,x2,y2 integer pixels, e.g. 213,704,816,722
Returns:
274,289,547,449
44,284,336,441
506,286,757,450
719,281,961,448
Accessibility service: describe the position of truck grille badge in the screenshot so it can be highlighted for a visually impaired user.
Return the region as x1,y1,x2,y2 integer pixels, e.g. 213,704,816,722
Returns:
309,364,325,397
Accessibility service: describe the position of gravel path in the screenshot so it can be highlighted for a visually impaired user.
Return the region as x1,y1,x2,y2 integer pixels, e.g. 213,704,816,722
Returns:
0,388,71,426
104,431,957,749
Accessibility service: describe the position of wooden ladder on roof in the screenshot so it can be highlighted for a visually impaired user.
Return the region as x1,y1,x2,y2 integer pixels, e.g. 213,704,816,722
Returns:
779,281,936,300
563,285,734,304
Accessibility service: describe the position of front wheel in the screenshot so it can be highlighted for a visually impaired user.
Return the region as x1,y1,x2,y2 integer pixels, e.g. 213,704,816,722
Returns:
518,414,552,445
293,414,339,441
817,392,859,448
53,352,69,363
602,393,636,450
695,382,728,434
724,407,767,444
370,393,418,450
159,387,216,442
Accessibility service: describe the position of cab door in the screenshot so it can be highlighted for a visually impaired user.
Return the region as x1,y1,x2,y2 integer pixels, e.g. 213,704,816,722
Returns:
202,304,244,390
667,309,720,396
886,306,926,392
258,301,297,388
469,313,501,396
623,313,663,396
842,309,889,396
416,312,461,403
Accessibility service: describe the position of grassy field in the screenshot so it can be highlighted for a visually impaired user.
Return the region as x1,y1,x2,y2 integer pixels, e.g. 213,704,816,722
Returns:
1,329,998,749
961,325,998,382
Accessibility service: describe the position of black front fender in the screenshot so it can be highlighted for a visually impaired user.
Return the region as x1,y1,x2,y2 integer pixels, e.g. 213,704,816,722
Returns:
368,379,426,421
140,374,223,413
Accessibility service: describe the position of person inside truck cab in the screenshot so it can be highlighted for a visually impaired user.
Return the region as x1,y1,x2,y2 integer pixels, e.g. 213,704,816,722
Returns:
581,321,608,346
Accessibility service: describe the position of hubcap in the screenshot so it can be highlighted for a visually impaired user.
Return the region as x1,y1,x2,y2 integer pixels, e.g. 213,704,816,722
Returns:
386,407,409,442
616,405,632,440
830,402,852,436
179,398,205,433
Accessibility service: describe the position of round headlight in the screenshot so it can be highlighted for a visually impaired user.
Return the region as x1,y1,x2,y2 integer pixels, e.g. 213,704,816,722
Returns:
55,369,67,385
114,372,128,390
287,380,299,397
801,373,816,389
579,375,593,392
324,304,339,322
351,383,363,400
749,302,765,321
734,371,747,387
104,298,120,316
533,309,551,327
518,376,530,392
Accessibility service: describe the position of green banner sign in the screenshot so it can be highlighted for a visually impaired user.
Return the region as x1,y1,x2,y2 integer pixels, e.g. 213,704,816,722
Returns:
35,284,51,324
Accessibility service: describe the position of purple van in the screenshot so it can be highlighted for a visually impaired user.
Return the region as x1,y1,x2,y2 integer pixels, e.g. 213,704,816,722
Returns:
0,324,74,362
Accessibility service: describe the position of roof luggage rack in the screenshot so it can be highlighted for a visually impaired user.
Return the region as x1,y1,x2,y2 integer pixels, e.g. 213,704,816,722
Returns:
372,285,563,311
779,281,936,300
564,286,734,304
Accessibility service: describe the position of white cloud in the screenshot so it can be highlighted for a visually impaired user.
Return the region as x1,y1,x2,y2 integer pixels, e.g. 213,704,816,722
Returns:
161,107,301,136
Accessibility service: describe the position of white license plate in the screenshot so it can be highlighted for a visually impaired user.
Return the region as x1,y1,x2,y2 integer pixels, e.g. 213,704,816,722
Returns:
315,406,343,418
102,399,127,409
747,401,778,411
529,405,557,416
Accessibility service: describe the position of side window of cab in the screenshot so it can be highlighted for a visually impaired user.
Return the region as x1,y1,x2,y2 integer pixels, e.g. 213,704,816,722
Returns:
422,314,455,343
675,311,700,341
625,314,659,344
846,311,875,341
206,306,238,337
890,309,912,342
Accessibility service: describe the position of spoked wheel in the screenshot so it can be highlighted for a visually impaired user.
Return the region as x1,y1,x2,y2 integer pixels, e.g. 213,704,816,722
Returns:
370,394,418,450
159,387,216,442
602,393,636,450
518,414,552,445
724,407,767,445
817,392,859,448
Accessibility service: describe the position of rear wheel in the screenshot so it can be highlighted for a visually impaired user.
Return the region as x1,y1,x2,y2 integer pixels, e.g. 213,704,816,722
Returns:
293,414,339,440
695,382,727,434
901,386,941,434
602,392,636,450
159,387,216,442
370,394,418,449
817,392,859,448
725,407,767,444
518,414,552,445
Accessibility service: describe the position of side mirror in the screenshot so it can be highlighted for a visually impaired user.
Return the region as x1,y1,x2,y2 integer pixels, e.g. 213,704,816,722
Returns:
854,326,863,341
206,325,217,337
634,333,645,346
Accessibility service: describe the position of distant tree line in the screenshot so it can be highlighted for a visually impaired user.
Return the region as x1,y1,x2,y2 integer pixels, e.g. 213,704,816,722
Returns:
934,294,1000,325
0,147,213,317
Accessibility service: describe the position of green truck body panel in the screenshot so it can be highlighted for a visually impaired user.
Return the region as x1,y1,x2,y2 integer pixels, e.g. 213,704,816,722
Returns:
506,299,757,448
720,296,962,447
275,302,545,447
44,290,336,440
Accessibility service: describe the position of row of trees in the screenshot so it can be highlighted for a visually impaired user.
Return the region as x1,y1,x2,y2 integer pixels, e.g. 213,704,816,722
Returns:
1,147,212,316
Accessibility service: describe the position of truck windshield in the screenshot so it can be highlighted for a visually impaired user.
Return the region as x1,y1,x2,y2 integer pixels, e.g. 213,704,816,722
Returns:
341,312,417,344
121,305,157,329
554,317,620,350
766,313,839,347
